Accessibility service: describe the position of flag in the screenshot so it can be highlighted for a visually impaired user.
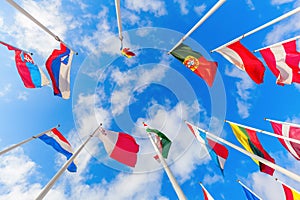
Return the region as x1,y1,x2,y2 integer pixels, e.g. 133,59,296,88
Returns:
98,128,139,167
216,41,265,84
199,183,214,200
0,41,49,88
229,122,275,175
239,181,262,200
144,123,172,159
170,43,218,87
281,181,300,200
46,43,74,99
186,122,228,174
270,120,300,160
121,47,135,58
259,39,300,85
39,128,77,172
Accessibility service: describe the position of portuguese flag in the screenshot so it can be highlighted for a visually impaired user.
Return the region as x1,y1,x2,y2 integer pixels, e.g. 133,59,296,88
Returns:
170,43,218,87
144,123,172,159
229,123,275,175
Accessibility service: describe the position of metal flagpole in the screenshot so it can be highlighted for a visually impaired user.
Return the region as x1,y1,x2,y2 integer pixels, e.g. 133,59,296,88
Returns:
0,40,33,55
190,122,300,183
253,35,300,52
36,124,102,200
168,0,226,54
114,0,123,42
146,130,187,200
0,125,59,156
265,118,300,128
225,120,300,146
237,180,262,200
211,7,300,53
275,178,300,194
5,0,78,55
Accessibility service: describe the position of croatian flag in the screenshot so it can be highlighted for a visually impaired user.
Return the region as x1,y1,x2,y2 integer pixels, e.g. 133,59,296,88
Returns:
0,41,49,88
46,43,74,99
186,121,229,174
39,128,77,172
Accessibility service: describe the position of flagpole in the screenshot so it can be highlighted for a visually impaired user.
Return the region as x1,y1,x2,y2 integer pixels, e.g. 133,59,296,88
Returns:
237,180,262,200
0,125,59,156
167,0,226,54
114,0,123,42
0,41,33,55
225,120,300,146
265,118,300,128
199,182,214,199
253,35,300,52
211,7,300,53
275,178,300,193
146,131,187,200
36,124,101,200
192,123,300,183
5,0,78,55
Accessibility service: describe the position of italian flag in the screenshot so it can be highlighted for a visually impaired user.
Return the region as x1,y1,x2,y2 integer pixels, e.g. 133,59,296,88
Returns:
229,123,275,175
98,128,139,167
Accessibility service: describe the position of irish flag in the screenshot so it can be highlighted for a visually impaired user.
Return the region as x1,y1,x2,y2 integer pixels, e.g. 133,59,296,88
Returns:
279,179,300,200
171,43,218,87
216,40,265,84
144,123,172,159
98,128,139,167
229,122,275,175
199,182,214,200
259,39,300,85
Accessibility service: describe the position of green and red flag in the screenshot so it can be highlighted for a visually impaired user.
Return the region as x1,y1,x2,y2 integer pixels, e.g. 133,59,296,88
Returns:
144,123,172,159
170,43,218,87
229,122,275,175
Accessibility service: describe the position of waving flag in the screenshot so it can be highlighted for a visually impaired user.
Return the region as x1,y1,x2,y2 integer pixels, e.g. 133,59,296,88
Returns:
239,180,262,200
259,39,300,85
98,128,139,167
199,182,214,200
39,128,77,172
229,122,275,175
46,43,74,99
270,120,300,160
144,123,172,159
216,41,265,84
0,41,49,88
171,43,218,87
186,122,228,174
121,47,135,58
280,180,300,200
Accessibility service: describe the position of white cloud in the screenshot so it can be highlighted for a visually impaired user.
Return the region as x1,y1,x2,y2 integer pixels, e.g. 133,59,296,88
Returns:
0,84,11,97
225,66,256,118
202,173,224,185
246,0,255,10
174,0,189,15
124,0,167,17
271,0,295,5
194,4,206,16
17,91,29,101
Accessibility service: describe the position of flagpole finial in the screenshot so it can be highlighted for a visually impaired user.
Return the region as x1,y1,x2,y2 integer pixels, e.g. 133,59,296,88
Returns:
57,124,60,128
275,178,278,181
264,118,267,121
142,122,147,127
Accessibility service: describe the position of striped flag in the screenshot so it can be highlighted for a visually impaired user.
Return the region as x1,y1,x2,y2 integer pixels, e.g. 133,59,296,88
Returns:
279,179,300,200
259,39,300,85
199,183,214,200
270,120,300,160
186,121,228,174
98,128,139,167
229,122,275,175
216,41,265,84
39,128,77,172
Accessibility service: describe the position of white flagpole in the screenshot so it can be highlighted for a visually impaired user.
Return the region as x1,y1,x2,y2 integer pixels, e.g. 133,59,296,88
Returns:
253,35,300,52
5,0,78,55
190,122,300,183
237,180,262,200
275,178,300,194
36,124,102,200
114,0,123,42
199,182,215,200
145,128,187,200
0,125,59,156
225,120,300,146
0,40,33,55
211,7,300,53
167,0,226,54
265,118,300,128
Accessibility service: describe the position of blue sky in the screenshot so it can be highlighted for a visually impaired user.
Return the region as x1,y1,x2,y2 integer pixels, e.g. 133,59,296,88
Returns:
0,0,299,199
